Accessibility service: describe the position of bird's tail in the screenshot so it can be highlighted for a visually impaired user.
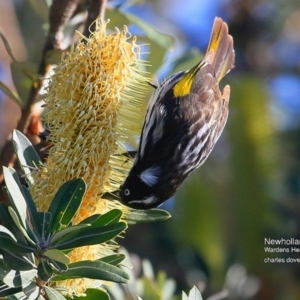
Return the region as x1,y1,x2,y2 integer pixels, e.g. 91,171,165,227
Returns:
205,17,235,82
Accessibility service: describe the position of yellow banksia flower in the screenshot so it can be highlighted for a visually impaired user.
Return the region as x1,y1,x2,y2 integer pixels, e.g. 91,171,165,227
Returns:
29,19,149,295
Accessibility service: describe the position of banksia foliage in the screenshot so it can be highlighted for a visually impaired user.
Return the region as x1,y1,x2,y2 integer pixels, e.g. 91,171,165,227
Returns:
29,20,149,295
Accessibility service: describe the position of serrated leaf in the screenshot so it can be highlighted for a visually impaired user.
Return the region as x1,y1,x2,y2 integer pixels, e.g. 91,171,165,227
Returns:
44,286,67,300
51,222,127,250
48,179,86,234
12,130,41,185
0,81,21,106
52,260,129,283
71,288,110,300
38,259,53,282
23,281,39,300
126,208,171,224
0,269,37,288
44,250,70,265
99,254,125,266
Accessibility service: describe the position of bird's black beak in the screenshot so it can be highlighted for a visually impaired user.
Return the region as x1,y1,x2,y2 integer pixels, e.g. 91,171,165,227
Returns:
101,190,120,201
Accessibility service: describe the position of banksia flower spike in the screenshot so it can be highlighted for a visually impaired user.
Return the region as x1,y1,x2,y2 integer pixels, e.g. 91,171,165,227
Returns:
29,19,149,295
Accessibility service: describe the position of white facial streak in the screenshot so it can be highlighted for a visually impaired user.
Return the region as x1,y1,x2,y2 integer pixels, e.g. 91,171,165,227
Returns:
139,166,161,187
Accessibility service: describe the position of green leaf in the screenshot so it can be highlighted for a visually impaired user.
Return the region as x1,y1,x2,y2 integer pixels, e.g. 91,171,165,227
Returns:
21,186,38,219
8,207,36,246
50,224,89,245
80,209,123,227
23,281,39,300
44,250,70,265
12,130,41,185
48,179,86,234
5,169,39,243
49,260,68,273
0,282,22,297
78,214,101,225
70,288,110,300
44,49,64,65
1,250,35,271
8,168,23,191
0,269,37,288
125,13,172,49
10,61,37,106
99,254,125,266
0,29,16,61
52,260,129,283
170,49,203,75
0,203,17,235
51,222,127,250
28,0,49,22
0,224,17,241
3,167,28,229
0,204,31,248
116,248,133,269
6,291,27,299
44,286,67,300
0,81,21,106
126,208,171,224
37,212,52,240
0,228,34,254
106,8,172,49
38,259,53,282
20,187,42,242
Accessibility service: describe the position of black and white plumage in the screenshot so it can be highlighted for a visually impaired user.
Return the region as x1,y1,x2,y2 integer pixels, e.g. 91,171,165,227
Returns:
119,17,235,209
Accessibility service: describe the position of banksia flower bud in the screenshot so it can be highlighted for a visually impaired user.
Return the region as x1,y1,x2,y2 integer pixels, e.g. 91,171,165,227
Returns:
29,20,149,296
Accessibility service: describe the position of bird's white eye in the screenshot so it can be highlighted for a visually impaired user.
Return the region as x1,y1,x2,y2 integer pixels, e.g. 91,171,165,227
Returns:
124,189,130,196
